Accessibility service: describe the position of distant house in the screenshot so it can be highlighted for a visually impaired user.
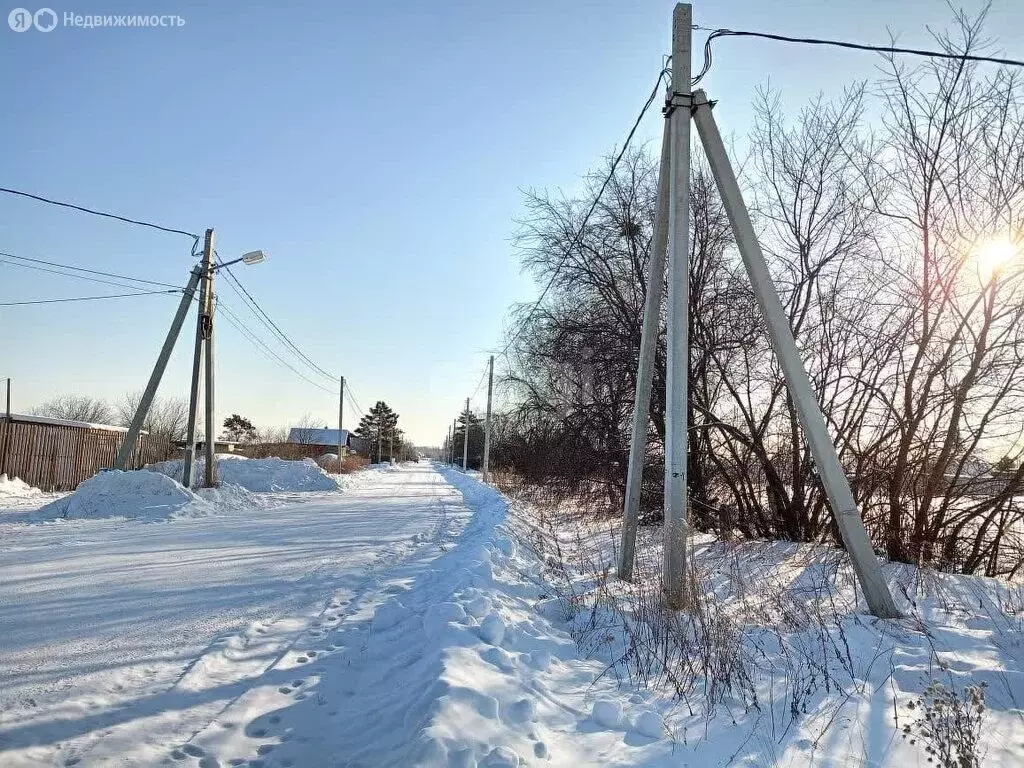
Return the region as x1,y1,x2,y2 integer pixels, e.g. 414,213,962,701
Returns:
287,427,358,453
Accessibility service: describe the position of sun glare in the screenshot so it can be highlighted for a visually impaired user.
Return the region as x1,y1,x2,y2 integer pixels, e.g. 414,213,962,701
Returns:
974,237,1019,279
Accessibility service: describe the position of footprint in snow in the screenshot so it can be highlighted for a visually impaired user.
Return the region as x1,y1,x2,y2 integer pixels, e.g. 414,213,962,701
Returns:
295,657,308,664
269,715,281,724
278,686,292,694
198,758,220,768
256,744,274,756
181,744,205,757
170,749,187,760
250,728,268,738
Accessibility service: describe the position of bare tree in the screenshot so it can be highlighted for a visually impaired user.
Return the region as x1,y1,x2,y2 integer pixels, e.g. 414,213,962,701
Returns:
115,392,189,444
291,413,323,445
492,7,1024,577
33,395,113,424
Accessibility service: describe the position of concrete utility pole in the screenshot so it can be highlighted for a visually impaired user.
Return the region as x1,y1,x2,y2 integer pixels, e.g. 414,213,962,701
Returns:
204,288,218,488
662,2,693,608
446,422,452,465
338,376,345,464
377,419,383,463
1,378,11,478
115,266,203,470
183,228,215,488
618,119,672,581
450,418,457,464
462,398,470,471
482,355,494,483
691,89,900,619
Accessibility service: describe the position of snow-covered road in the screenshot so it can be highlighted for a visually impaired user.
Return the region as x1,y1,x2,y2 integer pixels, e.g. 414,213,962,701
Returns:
0,464,474,767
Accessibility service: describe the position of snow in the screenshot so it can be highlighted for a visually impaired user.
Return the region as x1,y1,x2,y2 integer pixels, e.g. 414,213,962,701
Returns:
592,698,624,729
1,462,1022,767
0,473,41,500
27,469,199,522
149,455,340,492
3,412,132,432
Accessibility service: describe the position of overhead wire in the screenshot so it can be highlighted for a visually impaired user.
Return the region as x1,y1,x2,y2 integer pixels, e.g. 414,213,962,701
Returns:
215,298,337,396
0,289,181,307
691,25,1024,85
500,64,670,360
0,250,182,291
214,254,340,382
0,186,200,240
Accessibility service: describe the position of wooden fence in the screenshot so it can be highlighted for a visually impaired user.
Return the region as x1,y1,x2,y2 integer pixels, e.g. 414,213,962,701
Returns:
0,415,173,492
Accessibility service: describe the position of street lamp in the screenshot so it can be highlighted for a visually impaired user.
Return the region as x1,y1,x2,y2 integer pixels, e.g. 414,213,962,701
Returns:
214,250,267,271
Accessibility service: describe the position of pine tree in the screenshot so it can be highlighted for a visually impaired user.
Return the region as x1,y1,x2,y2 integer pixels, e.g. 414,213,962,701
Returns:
222,413,257,444
354,401,400,462
451,410,485,469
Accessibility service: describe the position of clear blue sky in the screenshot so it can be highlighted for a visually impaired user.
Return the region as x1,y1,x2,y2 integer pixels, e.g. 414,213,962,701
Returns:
2,0,1021,444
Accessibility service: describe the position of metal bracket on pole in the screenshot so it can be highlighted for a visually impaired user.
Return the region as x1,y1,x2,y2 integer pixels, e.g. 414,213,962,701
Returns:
690,88,900,619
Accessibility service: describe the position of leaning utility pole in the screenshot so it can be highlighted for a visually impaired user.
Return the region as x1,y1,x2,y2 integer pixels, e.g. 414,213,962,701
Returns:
182,229,215,488
462,398,470,471
662,2,693,608
690,88,899,618
482,355,494,483
618,119,672,582
115,266,203,470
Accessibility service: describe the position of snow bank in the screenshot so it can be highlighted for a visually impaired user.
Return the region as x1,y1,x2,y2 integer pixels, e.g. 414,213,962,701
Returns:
32,470,200,522
0,474,41,500
149,456,340,493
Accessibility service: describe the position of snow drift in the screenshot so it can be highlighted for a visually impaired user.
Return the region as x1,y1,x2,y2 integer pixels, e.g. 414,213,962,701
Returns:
32,469,199,522
0,474,41,501
149,455,340,493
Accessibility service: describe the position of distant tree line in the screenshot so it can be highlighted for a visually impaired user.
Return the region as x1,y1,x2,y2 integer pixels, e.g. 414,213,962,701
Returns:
489,9,1024,577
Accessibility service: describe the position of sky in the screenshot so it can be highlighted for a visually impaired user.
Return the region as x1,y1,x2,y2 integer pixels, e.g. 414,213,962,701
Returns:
2,0,1022,445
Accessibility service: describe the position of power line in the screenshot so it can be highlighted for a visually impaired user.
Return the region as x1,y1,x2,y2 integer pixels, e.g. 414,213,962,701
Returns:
215,299,337,396
0,289,180,307
0,251,182,290
501,65,669,359
691,26,1024,85
470,362,489,400
0,187,200,240
215,255,339,382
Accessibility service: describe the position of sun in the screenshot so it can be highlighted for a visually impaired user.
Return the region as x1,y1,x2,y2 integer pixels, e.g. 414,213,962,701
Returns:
973,237,1019,280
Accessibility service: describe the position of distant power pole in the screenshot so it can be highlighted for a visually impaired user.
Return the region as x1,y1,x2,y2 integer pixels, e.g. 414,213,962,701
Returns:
482,355,494,483
338,376,345,464
446,422,452,465
1,377,11,478
462,397,470,471
451,418,457,464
